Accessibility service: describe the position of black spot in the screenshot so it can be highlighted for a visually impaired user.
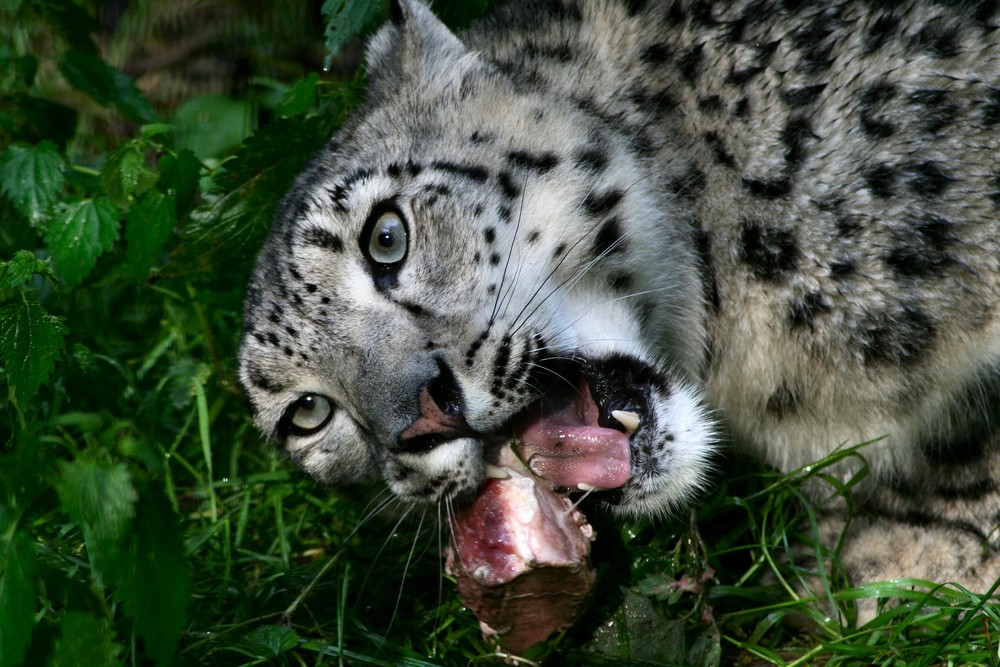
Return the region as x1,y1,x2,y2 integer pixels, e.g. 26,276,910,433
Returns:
624,0,649,15
326,167,374,211
704,132,736,168
668,165,706,201
829,258,856,279
692,224,720,312
483,227,496,243
641,43,672,65
574,147,609,172
859,82,898,137
507,150,560,173
665,1,686,25
789,292,830,331
301,226,344,252
913,22,959,58
247,364,286,393
593,217,626,257
470,130,493,144
402,301,426,316
698,95,725,113
981,87,1000,126
677,43,705,83
726,65,766,86
690,1,718,26
909,88,958,134
907,161,955,198
734,97,751,117
780,83,827,108
990,173,1000,207
266,332,280,347
498,205,512,223
489,252,501,265
742,177,792,199
387,162,402,177
863,163,898,197
781,116,816,167
497,171,520,200
608,272,634,291
526,230,541,244
491,335,513,396
282,346,294,357
865,12,900,53
430,160,489,182
885,213,957,278
582,189,624,217
859,306,936,367
765,382,800,419
738,219,799,281
525,41,574,63
553,242,567,259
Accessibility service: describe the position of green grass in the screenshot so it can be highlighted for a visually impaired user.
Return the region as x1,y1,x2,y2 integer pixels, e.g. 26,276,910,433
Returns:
2,1,998,665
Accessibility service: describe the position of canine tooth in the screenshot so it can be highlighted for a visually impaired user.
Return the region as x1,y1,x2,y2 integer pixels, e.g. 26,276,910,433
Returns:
612,409,640,434
484,463,511,480
576,482,600,492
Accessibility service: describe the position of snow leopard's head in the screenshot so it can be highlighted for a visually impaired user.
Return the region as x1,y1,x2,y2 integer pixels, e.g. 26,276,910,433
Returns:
238,0,715,517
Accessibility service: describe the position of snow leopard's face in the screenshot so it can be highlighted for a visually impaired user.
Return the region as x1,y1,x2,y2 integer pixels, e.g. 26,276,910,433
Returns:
238,1,715,517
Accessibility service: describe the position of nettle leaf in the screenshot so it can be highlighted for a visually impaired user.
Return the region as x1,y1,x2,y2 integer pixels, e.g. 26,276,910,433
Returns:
119,487,190,666
172,116,331,283
0,301,68,404
49,611,119,667
322,0,384,69
100,141,158,208
0,530,36,667
0,250,47,290
0,141,66,223
56,459,137,577
44,198,121,286
59,50,158,124
126,189,177,278
159,149,201,219
276,72,319,117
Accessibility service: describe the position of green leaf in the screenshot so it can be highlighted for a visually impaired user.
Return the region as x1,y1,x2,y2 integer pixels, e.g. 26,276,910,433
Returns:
276,73,319,118
0,531,36,667
125,189,176,278
159,150,201,219
322,0,384,69
44,198,120,286
172,117,331,283
235,626,300,659
56,459,137,579
0,141,66,223
0,301,67,404
170,95,251,161
118,486,190,666
0,250,46,289
49,611,119,667
59,50,158,124
100,141,158,208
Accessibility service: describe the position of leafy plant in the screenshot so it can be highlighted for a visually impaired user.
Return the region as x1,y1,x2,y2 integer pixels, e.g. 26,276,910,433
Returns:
2,1,997,666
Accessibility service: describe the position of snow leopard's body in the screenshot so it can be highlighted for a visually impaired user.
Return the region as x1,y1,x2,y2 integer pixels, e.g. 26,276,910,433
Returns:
239,0,1000,592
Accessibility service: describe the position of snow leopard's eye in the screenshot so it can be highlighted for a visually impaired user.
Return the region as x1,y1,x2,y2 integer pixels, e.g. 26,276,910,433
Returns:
363,208,408,267
285,394,333,435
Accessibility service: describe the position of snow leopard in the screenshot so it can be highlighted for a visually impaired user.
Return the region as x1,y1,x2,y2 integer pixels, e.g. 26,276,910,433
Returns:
238,0,1000,599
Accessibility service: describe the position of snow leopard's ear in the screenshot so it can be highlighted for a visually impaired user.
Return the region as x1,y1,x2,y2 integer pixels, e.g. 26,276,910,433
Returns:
365,0,469,93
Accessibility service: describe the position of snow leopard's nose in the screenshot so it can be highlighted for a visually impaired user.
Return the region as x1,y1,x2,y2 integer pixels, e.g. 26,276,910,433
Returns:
397,359,469,452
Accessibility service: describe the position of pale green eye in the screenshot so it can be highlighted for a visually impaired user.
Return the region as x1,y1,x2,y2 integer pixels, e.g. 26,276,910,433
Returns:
290,394,333,433
368,211,407,265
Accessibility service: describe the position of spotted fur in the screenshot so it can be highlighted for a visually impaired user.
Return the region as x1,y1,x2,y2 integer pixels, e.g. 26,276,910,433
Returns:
239,0,1000,596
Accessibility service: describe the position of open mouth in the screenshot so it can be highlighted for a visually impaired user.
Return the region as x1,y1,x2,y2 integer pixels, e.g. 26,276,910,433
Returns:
444,363,642,652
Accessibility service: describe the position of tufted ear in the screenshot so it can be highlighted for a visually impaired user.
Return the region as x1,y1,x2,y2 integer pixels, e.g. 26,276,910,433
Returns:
365,0,469,93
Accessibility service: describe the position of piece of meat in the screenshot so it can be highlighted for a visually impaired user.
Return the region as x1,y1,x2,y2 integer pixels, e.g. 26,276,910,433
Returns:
446,448,597,654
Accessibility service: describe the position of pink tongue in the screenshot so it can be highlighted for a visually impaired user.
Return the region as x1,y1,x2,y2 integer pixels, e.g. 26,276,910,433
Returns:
516,380,631,490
